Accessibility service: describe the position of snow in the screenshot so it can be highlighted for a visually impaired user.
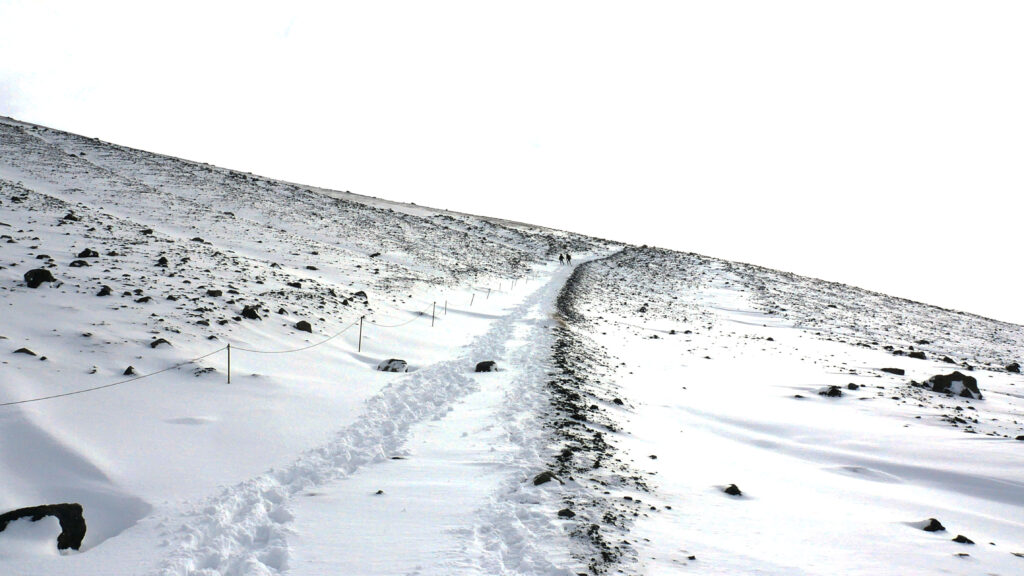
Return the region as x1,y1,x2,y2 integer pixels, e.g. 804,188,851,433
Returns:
2,116,1023,574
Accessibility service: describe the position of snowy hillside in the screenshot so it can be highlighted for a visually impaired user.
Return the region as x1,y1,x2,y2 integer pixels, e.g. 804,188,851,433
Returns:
1,116,1022,575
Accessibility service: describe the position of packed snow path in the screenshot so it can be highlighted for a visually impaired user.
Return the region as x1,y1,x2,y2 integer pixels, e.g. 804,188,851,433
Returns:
156,260,583,576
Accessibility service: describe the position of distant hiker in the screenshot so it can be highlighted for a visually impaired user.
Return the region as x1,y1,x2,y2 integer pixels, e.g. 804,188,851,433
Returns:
565,252,572,265
559,254,565,265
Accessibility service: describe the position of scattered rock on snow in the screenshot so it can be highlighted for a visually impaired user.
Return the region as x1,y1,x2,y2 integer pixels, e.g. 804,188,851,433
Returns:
294,320,312,333
123,366,136,376
14,348,36,356
724,484,742,496
69,259,90,267
923,518,946,532
1007,362,1021,374
377,359,408,373
881,368,905,376
150,338,171,349
927,371,982,399
475,360,498,373
557,508,576,518
533,471,564,486
241,305,261,320
0,503,87,550
909,351,927,360
819,385,843,397
952,535,975,544
23,268,56,288
97,285,112,297
76,248,99,258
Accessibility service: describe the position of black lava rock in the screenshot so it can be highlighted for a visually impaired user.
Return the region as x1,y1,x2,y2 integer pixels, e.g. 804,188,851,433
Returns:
14,348,36,356
923,518,946,532
24,268,56,288
150,338,171,349
294,320,313,333
909,351,927,360
819,386,843,397
123,366,136,375
97,285,112,297
533,471,563,486
724,484,742,496
0,503,87,550
557,508,576,518
69,259,90,267
1007,362,1021,374
952,535,974,544
241,305,261,320
76,248,99,258
927,371,982,399
881,368,905,376
475,361,498,373
206,289,223,297
377,359,408,373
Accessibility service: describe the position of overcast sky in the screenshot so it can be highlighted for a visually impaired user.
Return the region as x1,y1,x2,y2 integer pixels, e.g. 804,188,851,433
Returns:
2,1,1022,323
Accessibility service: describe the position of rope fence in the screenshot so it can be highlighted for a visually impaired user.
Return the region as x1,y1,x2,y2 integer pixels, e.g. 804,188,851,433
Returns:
1,269,546,408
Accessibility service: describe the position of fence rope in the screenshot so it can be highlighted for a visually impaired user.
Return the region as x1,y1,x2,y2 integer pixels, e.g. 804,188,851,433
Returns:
2,268,542,407
0,346,227,407
231,319,361,354
366,303,434,329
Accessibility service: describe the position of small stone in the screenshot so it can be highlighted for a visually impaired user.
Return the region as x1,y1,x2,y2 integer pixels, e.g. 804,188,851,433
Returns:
124,366,136,375
724,484,742,496
23,268,56,288
150,338,171,349
77,248,99,258
952,535,974,544
241,305,261,320
881,368,905,376
69,259,90,267
475,360,498,373
97,285,112,297
294,320,312,333
14,347,36,356
557,508,576,518
923,518,945,532
533,471,563,486
1007,362,1021,374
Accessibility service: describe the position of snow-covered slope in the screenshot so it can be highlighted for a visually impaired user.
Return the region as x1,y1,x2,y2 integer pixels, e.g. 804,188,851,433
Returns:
2,116,1022,575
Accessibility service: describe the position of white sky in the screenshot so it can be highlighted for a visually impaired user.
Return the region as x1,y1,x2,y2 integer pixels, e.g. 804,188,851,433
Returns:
2,1,1022,323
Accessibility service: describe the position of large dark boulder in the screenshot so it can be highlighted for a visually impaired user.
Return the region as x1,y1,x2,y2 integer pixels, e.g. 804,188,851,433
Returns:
24,269,55,288
377,359,408,373
241,305,261,320
0,503,87,550
475,361,498,373
294,320,313,333
927,371,982,399
1007,362,1021,374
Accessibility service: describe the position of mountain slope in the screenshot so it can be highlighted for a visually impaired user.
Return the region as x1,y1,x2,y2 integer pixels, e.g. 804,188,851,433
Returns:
2,116,1022,575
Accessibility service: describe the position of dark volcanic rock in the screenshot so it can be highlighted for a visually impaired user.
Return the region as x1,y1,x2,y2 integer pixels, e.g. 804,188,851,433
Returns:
77,248,99,258
150,338,171,349
97,285,112,297
124,366,136,375
24,268,56,288
952,534,974,544
206,289,223,297
923,518,946,532
908,351,927,360
1007,362,1021,374
377,358,408,373
475,360,498,373
0,503,87,550
881,368,905,376
927,371,982,399
241,305,261,320
724,484,742,496
294,320,312,333
533,471,563,486
69,259,90,268
557,508,576,518
14,347,36,356
819,385,843,397
156,256,169,267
